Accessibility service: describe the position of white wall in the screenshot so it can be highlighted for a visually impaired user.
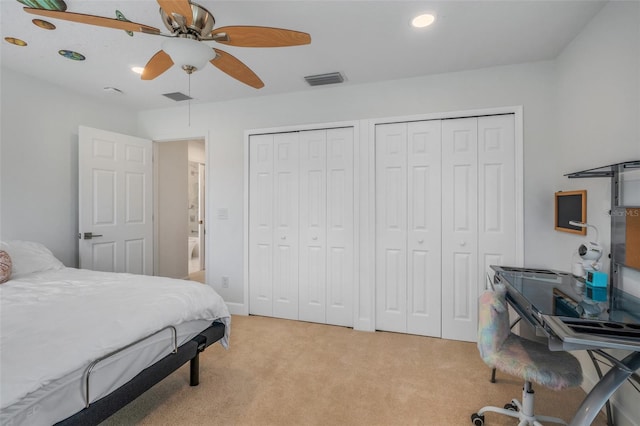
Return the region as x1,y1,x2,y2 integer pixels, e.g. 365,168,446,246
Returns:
138,61,557,308
0,68,139,266
549,2,640,424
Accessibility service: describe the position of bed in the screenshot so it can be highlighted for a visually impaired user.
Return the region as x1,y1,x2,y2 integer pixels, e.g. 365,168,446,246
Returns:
0,241,230,426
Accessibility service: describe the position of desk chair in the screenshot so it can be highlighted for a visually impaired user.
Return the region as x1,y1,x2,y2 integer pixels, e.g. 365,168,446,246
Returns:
471,285,583,426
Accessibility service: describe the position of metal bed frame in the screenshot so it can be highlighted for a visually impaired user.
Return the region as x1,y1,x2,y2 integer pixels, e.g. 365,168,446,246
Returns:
55,321,226,426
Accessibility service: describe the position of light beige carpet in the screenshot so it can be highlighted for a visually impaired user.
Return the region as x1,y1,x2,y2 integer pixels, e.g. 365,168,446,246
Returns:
188,270,205,284
101,315,606,425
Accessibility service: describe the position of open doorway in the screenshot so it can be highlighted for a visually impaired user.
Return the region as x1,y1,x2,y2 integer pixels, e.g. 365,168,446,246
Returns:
187,153,206,280
154,139,206,283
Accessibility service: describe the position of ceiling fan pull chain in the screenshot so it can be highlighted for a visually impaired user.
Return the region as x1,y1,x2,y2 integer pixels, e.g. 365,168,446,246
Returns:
188,72,191,127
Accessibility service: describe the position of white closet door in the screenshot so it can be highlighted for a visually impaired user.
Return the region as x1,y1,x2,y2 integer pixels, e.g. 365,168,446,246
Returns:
375,123,408,333
406,120,442,336
478,115,516,280
441,117,479,342
249,134,275,316
273,132,300,320
299,127,354,326
326,127,354,327
299,130,327,323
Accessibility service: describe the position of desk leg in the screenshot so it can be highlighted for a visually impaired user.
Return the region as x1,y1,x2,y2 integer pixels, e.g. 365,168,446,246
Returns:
569,352,640,426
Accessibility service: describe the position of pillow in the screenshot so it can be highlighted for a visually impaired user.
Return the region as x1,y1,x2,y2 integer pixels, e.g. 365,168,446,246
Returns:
1,240,64,278
0,250,11,283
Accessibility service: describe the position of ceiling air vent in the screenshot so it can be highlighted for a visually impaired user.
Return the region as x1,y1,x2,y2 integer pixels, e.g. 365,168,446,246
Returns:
162,92,193,101
304,72,345,86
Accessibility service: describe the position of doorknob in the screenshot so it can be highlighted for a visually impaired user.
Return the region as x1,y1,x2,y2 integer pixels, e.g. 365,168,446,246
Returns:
418,239,424,244
459,241,466,247
83,232,103,240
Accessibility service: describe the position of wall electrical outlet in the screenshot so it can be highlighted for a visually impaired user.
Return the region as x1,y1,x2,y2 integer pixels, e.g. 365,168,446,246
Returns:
221,276,229,288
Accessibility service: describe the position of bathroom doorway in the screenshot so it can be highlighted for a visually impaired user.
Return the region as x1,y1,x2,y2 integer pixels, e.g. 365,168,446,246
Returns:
188,156,206,278
154,138,206,282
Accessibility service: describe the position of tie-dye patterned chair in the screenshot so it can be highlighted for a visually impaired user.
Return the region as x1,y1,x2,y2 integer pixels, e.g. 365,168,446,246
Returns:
471,285,583,426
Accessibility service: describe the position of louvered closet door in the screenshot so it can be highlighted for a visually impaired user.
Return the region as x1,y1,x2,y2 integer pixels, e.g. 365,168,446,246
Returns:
249,134,275,316
272,132,300,320
299,128,354,326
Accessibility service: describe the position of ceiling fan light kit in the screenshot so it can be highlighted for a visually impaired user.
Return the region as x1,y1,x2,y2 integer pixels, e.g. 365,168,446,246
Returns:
161,37,215,73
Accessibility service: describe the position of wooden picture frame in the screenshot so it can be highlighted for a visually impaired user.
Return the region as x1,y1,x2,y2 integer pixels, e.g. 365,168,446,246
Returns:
555,190,587,235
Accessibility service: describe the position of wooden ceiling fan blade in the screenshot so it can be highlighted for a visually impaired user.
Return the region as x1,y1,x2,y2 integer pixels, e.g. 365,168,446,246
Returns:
211,49,264,89
23,7,161,34
212,26,311,47
142,50,174,80
157,0,193,27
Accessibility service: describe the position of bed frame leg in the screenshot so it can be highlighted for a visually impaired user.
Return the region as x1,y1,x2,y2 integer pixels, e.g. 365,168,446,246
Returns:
190,335,208,386
190,353,200,386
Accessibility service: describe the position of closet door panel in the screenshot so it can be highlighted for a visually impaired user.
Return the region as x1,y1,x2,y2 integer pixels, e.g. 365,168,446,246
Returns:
442,117,478,342
375,123,408,333
326,127,354,327
249,135,275,316
407,121,442,336
272,132,299,320
299,130,327,323
478,115,516,280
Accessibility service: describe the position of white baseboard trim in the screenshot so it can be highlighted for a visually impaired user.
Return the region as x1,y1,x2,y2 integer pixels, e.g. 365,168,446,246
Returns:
225,302,248,316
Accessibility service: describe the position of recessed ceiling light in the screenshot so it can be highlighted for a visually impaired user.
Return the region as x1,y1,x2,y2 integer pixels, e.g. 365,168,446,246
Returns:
412,13,435,28
131,66,144,74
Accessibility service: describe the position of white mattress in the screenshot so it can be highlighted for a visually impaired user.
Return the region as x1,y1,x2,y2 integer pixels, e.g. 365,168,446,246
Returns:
0,268,230,426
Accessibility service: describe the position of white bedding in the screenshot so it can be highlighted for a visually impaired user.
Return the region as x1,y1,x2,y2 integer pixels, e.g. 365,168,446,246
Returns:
0,267,230,423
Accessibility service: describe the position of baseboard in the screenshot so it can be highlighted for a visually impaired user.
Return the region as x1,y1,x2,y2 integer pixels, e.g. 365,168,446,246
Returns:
225,302,248,316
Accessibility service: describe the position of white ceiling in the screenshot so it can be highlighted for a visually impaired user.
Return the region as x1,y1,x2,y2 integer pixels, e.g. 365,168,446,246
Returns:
1,0,607,111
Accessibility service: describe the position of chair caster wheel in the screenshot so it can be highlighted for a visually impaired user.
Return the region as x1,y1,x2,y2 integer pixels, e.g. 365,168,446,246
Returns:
471,413,485,426
504,403,518,411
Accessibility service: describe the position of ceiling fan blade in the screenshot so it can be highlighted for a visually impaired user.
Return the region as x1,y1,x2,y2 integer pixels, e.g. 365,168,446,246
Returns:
142,50,174,80
157,0,193,27
211,49,264,89
211,26,311,47
23,7,161,34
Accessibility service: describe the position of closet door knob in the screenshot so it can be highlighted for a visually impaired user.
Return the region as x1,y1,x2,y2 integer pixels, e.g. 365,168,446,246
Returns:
281,236,286,240
460,241,466,247
418,239,424,244
312,236,318,241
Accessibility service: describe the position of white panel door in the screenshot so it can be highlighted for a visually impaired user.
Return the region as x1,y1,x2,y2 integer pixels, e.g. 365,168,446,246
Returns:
375,123,408,333
299,130,327,323
325,127,354,327
249,134,275,316
272,132,300,320
441,118,479,342
406,121,442,336
478,115,516,280
298,127,354,327
78,126,152,274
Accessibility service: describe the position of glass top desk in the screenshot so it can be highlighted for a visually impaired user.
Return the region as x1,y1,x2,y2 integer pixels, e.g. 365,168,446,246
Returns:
491,266,640,426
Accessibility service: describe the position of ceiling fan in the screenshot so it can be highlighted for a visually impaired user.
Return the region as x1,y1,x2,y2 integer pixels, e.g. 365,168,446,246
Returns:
23,0,312,89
